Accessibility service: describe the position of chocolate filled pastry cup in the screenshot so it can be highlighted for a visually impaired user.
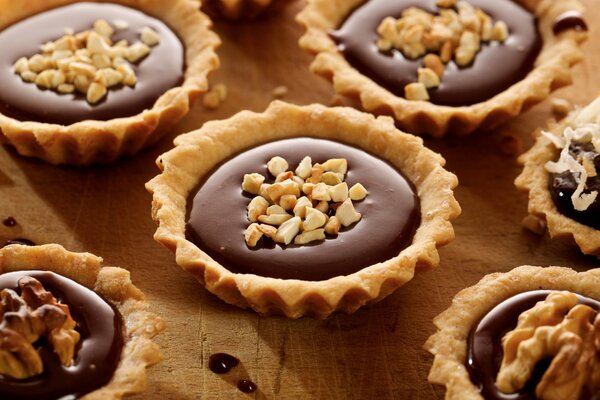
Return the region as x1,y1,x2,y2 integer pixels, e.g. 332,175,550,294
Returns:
297,0,587,137
0,0,220,165
146,101,460,318
516,96,600,257
0,243,165,399
425,266,600,400
201,0,291,21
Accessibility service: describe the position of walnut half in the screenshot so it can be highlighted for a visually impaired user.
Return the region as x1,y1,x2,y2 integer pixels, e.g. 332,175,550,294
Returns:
0,276,80,379
496,291,600,400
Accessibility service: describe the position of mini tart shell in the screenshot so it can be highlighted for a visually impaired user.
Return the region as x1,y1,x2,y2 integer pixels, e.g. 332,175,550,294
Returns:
146,100,461,319
0,243,165,399
515,108,600,258
0,0,220,166
201,0,290,20
296,0,586,137
425,265,600,400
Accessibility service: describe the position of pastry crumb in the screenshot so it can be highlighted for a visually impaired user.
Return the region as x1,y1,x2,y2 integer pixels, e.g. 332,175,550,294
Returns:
521,215,546,235
551,98,572,118
203,83,228,110
272,85,288,98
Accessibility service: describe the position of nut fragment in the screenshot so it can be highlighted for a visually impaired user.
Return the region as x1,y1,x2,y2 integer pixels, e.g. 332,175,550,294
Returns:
279,194,297,211
496,292,600,400
294,229,326,245
242,173,265,195
324,216,341,235
311,183,332,202
244,223,264,247
273,216,302,245
405,82,430,101
303,208,327,231
329,182,349,203
335,199,362,227
0,277,80,379
141,27,160,46
295,156,312,179
267,156,289,177
247,196,269,222
86,82,107,104
418,67,441,89
349,183,369,201
293,196,312,218
258,213,293,226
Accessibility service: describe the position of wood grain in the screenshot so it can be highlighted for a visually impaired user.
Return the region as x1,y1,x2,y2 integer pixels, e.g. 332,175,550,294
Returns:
1,1,599,398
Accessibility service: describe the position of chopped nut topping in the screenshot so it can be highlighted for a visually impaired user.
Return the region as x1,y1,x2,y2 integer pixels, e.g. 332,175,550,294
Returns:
0,277,80,379
13,19,160,105
496,292,600,400
376,1,510,101
241,155,368,247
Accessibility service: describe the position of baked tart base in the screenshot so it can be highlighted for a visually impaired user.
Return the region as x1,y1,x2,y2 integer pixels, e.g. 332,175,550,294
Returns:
297,0,587,137
0,243,165,399
146,100,460,319
0,0,220,165
515,97,600,257
425,265,600,400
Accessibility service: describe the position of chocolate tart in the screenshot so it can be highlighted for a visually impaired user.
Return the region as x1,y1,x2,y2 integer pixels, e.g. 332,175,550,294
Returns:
0,243,165,399
425,266,600,400
201,0,290,20
0,0,220,165
297,0,587,137
515,97,600,257
145,101,460,318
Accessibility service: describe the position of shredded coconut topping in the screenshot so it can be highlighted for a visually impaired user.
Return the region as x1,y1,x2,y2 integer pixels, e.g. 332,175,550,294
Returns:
544,112,600,211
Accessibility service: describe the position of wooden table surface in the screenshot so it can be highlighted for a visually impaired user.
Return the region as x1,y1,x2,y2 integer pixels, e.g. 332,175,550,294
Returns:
1,1,600,399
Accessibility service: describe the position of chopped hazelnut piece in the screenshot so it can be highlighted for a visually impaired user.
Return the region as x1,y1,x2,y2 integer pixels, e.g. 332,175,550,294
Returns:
311,183,331,202
141,27,160,46
86,82,107,104
293,196,312,218
321,171,342,186
266,205,287,215
273,216,302,245
315,200,329,214
329,182,349,203
303,208,327,231
294,229,326,245
275,171,294,183
302,182,315,196
242,173,265,195
279,194,297,211
265,180,300,203
93,19,114,37
247,196,269,222
423,54,444,77
295,156,312,179
258,213,293,226
324,216,341,235
418,68,441,89
244,223,264,247
405,82,430,101
321,158,348,175
335,199,362,227
349,183,369,201
267,156,289,177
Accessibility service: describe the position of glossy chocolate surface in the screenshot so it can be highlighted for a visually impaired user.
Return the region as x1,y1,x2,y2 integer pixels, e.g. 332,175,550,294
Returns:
0,270,123,400
467,290,600,400
0,2,183,125
187,138,421,281
552,11,588,35
549,142,600,230
330,0,541,106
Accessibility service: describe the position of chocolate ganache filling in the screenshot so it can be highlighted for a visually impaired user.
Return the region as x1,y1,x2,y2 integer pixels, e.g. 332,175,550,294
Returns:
467,290,600,400
187,138,421,281
552,11,588,36
0,270,123,400
0,2,183,125
330,0,541,106
549,141,600,230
